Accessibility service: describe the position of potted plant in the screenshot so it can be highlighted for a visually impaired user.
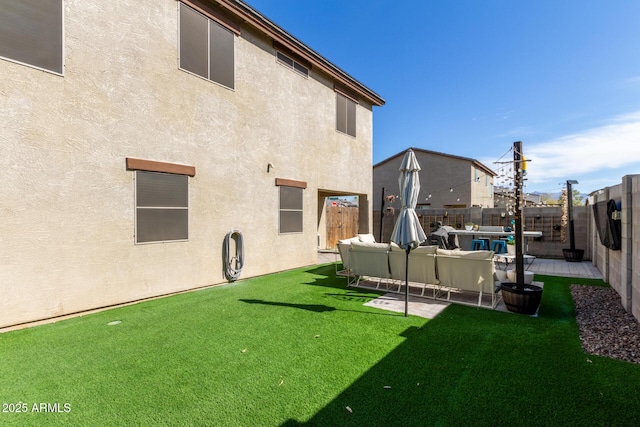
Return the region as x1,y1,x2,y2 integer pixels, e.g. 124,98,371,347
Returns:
506,235,516,256
464,222,474,231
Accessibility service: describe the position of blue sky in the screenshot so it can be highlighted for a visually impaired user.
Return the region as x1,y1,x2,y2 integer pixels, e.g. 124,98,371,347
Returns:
246,0,640,196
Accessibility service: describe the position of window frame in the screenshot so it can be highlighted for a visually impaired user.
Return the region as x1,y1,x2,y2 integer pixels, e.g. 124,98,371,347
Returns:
276,178,306,234
335,91,357,137
135,171,189,244
127,158,195,245
276,51,309,78
178,2,235,89
0,0,64,75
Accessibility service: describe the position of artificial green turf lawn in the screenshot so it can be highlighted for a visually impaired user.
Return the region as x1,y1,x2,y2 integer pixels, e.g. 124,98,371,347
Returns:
1,267,640,426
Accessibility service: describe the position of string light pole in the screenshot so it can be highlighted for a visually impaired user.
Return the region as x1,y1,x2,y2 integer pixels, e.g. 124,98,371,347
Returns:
513,140,525,287
500,140,543,315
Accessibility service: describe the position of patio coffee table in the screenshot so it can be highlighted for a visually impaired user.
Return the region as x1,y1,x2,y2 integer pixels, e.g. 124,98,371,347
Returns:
494,254,536,270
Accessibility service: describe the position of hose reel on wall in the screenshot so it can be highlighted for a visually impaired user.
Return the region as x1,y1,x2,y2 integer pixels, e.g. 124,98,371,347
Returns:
223,230,244,281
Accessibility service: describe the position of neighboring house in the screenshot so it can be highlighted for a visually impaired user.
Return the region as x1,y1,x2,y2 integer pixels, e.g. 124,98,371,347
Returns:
0,0,384,328
524,193,543,206
373,148,496,211
494,186,542,208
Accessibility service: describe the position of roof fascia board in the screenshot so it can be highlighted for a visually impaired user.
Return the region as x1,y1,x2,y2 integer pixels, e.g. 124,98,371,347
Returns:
210,0,385,106
181,0,241,35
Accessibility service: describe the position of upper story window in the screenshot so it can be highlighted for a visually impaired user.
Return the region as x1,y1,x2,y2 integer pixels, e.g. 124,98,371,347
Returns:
276,51,309,78
0,0,63,75
336,91,356,137
179,2,235,89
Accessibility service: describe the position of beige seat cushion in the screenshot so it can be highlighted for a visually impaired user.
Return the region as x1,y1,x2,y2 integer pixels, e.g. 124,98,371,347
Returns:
436,249,495,293
337,237,360,270
357,233,376,243
389,244,438,284
349,241,391,278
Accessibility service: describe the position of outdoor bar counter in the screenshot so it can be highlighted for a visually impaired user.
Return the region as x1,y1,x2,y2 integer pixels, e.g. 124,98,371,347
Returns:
447,229,542,254
447,230,542,238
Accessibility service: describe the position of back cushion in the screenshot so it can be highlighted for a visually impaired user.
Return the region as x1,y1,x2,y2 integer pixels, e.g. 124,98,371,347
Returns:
350,241,390,278
357,233,376,243
458,250,493,260
391,243,437,254
436,249,458,257
413,245,438,255
437,249,492,259
351,241,389,250
339,237,359,245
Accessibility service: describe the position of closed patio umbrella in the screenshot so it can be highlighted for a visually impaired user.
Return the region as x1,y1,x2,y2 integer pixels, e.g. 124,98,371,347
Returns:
390,149,427,316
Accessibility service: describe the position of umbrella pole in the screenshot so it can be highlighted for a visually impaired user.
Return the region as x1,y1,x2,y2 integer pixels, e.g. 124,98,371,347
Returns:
379,187,385,242
405,247,411,317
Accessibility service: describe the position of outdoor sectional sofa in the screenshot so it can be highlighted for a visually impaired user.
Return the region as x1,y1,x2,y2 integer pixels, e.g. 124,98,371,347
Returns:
337,233,378,278
338,237,501,309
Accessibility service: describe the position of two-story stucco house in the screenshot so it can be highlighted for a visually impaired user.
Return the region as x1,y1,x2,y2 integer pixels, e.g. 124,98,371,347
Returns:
374,148,496,211
0,0,384,328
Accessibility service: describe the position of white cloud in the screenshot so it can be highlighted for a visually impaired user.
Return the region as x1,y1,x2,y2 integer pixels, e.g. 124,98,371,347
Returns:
622,76,640,88
521,111,640,192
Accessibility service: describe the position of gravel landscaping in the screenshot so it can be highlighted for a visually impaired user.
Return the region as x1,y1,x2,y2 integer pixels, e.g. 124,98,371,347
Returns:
572,285,640,364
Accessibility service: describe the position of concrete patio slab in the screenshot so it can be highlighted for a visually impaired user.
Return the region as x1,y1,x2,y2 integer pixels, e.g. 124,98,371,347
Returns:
358,279,544,318
364,292,450,319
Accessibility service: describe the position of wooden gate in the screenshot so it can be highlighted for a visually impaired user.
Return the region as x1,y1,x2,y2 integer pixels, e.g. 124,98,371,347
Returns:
326,206,359,249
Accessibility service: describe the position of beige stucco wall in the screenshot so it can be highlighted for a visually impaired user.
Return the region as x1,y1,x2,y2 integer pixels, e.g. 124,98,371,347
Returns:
373,151,494,211
0,0,375,328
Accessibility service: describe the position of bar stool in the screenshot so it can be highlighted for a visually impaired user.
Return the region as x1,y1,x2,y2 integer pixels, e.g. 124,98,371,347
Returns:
471,239,487,250
491,239,507,254
481,238,490,249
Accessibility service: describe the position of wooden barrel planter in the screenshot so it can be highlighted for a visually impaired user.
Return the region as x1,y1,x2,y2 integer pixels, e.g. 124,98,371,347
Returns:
500,283,543,315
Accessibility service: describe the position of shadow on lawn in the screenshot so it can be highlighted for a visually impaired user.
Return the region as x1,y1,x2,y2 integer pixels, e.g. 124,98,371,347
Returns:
239,299,336,313
276,314,583,426
304,267,397,308
278,321,458,426
304,265,386,296
302,264,401,314
240,259,399,318
277,277,635,426
304,265,345,283
238,298,399,318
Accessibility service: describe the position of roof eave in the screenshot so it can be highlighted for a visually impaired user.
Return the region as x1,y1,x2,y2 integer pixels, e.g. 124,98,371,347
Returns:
374,147,497,177
213,0,385,107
